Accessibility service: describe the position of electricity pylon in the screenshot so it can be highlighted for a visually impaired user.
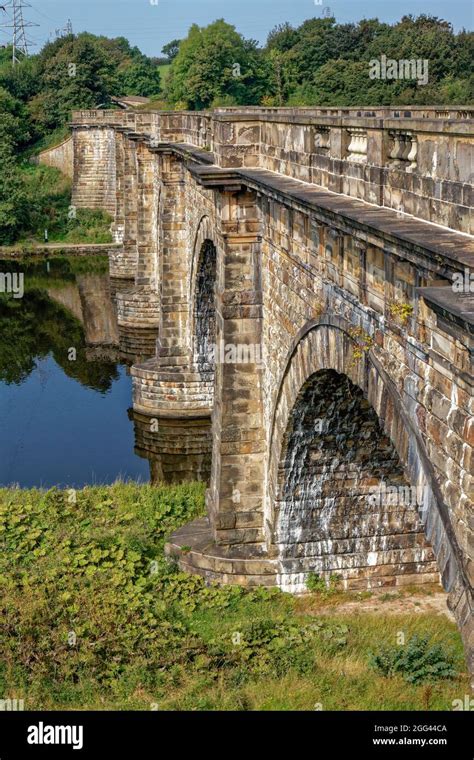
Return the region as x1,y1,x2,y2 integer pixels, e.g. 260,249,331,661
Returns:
0,1,38,65
55,18,73,39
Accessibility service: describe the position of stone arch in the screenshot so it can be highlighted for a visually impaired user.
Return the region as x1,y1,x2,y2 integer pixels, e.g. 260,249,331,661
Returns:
189,217,218,399
189,215,216,288
265,315,472,661
273,367,436,592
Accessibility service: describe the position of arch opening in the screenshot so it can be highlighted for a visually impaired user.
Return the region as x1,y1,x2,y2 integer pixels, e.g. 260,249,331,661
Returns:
193,239,217,376
274,368,437,592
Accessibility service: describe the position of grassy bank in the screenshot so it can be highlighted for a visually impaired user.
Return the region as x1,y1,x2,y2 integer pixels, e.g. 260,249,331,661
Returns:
14,163,113,245
0,483,468,711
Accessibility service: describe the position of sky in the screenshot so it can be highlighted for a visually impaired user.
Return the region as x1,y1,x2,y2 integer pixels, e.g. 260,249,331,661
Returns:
1,0,473,57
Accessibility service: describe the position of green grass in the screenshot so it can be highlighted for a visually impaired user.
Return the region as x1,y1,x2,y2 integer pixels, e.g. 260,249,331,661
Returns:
9,163,113,246
0,483,469,711
157,63,171,76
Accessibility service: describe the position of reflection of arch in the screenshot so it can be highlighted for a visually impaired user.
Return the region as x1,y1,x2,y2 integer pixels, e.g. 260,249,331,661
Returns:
266,315,472,627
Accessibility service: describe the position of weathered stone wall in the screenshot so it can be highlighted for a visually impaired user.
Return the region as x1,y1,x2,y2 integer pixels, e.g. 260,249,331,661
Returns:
257,116,473,229
36,135,74,178
130,150,218,417
72,108,473,233
274,369,437,591
71,126,117,214
259,195,472,582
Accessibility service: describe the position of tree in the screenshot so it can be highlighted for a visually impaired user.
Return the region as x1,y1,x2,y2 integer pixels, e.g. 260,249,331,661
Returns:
0,86,29,145
162,39,181,62
119,60,161,97
166,20,271,109
0,119,27,244
266,22,299,53
363,15,459,82
287,59,395,107
0,49,40,102
30,35,119,132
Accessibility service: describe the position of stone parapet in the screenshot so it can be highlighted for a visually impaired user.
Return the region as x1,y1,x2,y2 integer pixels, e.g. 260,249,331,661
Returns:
72,107,473,233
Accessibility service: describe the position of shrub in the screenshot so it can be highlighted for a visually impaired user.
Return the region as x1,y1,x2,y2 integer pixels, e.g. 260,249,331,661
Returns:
208,617,348,681
369,635,457,684
306,572,341,597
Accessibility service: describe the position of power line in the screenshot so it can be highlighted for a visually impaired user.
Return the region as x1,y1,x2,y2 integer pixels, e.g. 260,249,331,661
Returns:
0,0,39,64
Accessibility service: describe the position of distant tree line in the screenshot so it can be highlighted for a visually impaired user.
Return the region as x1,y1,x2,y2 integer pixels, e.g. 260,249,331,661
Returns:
166,15,473,109
0,15,472,241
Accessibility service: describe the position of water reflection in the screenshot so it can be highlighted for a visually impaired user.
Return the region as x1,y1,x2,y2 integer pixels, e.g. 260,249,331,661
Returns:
109,277,160,363
0,257,210,488
130,409,212,485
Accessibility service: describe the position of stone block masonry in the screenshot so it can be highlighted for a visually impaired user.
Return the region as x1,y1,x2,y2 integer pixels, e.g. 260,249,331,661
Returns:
36,136,74,178
71,124,117,215
71,106,474,674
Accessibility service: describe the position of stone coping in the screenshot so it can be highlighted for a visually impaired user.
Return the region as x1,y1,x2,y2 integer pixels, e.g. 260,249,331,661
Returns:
71,106,474,122
149,141,215,165
211,114,474,134
178,153,474,275
133,139,474,277
238,167,474,269
418,286,474,334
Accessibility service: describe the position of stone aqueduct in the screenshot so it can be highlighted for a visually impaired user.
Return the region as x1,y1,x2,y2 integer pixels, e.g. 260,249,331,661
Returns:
70,106,473,668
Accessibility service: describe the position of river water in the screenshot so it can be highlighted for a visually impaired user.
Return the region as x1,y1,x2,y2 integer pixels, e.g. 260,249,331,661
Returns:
0,256,210,489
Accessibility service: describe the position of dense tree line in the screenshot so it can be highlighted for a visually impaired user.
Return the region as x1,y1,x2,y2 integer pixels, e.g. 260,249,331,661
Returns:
0,33,162,144
0,15,472,242
267,15,473,107
165,15,473,108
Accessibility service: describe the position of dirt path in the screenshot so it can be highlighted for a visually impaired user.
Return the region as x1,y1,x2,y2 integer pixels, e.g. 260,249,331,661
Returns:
0,243,120,259
298,586,455,621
